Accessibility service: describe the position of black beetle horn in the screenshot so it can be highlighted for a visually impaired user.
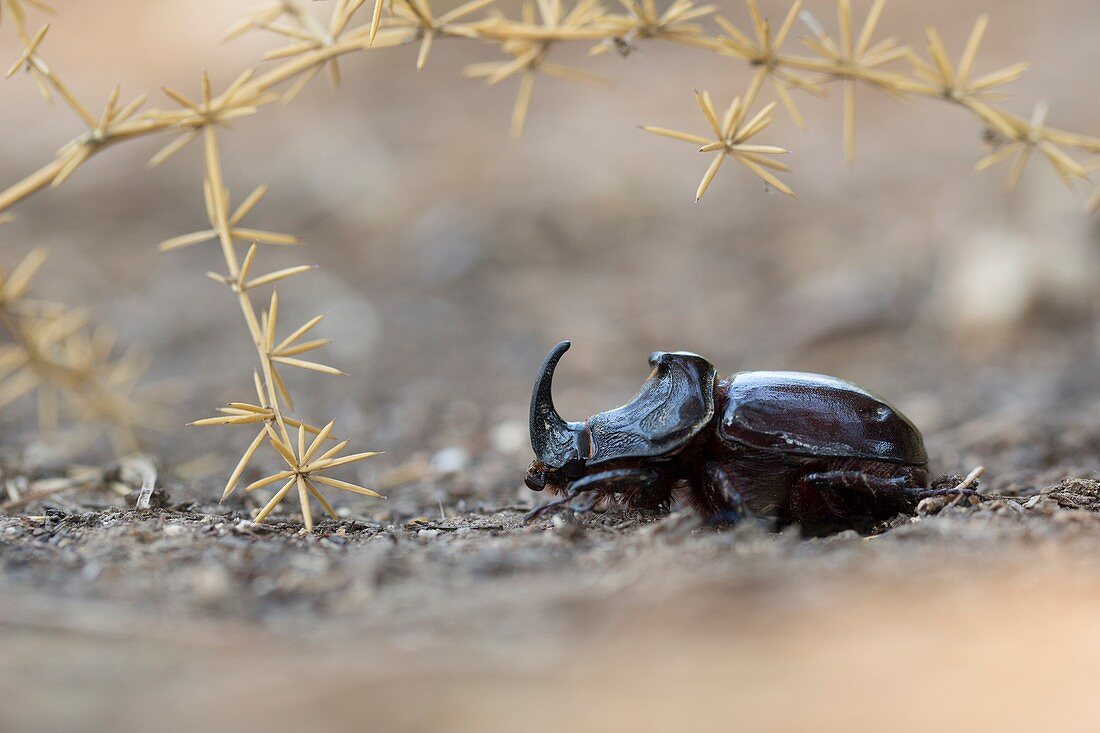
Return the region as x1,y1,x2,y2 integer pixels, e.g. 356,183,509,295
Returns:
530,341,576,466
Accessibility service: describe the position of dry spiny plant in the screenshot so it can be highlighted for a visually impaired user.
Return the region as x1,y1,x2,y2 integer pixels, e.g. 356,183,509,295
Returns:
2,0,1100,208
154,100,384,531
0,248,151,455
3,0,1100,527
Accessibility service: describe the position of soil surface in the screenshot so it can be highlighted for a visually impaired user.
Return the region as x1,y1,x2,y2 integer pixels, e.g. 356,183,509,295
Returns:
5,442,1100,732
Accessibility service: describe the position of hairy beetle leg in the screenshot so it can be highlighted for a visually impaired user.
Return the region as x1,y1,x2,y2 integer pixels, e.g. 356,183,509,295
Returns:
789,470,987,535
523,468,658,523
800,470,981,502
794,471,924,533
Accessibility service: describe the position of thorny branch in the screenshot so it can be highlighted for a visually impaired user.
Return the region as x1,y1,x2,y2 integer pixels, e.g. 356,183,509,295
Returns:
166,105,383,531
1,0,385,527
0,0,1098,206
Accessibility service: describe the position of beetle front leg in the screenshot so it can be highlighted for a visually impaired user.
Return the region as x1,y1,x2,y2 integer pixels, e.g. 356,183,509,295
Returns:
524,468,659,523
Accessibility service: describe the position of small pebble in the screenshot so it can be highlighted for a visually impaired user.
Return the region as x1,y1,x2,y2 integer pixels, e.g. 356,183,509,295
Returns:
418,528,441,538
233,519,253,532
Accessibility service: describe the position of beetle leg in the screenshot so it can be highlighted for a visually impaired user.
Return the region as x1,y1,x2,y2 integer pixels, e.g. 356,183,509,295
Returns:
793,470,986,535
799,470,918,507
705,464,749,524
571,492,603,514
523,468,658,523
523,488,582,522
791,470,907,534
803,470,907,488
568,468,658,494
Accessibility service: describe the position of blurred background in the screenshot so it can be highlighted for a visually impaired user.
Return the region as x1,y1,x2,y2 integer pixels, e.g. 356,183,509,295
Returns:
4,0,1100,730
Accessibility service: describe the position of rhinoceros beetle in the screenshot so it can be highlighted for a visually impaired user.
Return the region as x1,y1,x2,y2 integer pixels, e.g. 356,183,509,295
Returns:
525,341,980,535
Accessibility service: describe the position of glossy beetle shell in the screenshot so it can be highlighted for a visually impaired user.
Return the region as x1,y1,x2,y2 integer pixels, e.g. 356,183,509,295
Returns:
717,371,928,466
525,343,949,535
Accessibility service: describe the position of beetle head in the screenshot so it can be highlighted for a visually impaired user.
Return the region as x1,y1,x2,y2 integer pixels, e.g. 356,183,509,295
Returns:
526,341,717,492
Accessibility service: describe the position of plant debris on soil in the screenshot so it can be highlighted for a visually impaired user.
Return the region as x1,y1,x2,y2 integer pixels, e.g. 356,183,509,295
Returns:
5,440,1100,732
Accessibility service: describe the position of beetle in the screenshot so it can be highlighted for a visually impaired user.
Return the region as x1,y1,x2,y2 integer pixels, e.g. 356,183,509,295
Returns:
524,341,979,535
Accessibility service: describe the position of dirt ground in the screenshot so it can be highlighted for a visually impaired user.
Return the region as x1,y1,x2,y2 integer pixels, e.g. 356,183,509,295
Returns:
5,0,1100,730
7,465,1100,732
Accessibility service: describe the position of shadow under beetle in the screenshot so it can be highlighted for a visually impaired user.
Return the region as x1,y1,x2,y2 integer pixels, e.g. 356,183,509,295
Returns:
525,341,980,536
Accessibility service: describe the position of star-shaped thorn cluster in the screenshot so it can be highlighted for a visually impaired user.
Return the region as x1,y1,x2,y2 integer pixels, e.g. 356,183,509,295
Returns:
158,185,298,252
464,0,609,137
798,0,911,161
910,16,1028,107
975,101,1089,192
595,0,717,56
644,82,792,201
712,0,824,129
191,370,337,501
244,420,382,531
146,71,277,167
